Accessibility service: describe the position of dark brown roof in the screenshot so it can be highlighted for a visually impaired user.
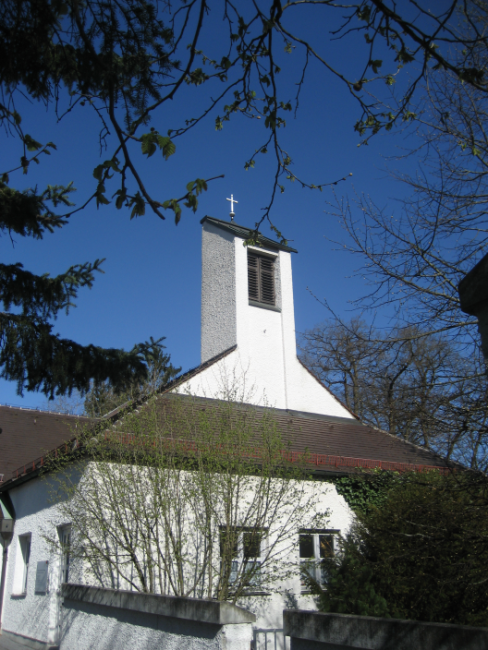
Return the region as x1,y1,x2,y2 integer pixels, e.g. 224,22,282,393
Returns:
0,406,94,483
0,388,452,490
144,395,451,474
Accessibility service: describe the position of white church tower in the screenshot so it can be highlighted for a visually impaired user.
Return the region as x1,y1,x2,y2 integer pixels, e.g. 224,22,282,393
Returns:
177,214,354,419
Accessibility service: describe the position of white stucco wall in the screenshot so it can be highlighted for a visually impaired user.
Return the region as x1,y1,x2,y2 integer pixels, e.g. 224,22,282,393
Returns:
1,471,83,646
180,222,354,418
1,468,353,648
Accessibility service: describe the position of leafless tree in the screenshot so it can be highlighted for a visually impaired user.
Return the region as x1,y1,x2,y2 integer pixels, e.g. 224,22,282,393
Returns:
300,319,488,470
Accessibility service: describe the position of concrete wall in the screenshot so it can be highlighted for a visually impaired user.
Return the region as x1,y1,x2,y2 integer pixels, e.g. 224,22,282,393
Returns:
283,610,488,650
60,584,254,650
181,222,354,418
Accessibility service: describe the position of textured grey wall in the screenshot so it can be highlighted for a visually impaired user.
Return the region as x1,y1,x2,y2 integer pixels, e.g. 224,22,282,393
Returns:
201,221,237,364
60,585,254,650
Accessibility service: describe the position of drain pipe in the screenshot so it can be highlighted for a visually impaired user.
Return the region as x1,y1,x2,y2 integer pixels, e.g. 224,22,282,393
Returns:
0,510,14,630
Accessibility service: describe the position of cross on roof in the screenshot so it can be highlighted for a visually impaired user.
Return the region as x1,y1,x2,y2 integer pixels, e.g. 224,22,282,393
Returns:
226,194,238,221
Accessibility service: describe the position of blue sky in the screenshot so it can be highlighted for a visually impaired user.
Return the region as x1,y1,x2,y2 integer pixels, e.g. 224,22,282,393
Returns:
1,1,420,409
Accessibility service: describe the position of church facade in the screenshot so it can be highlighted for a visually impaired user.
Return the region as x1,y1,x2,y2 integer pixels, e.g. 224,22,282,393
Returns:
0,215,450,649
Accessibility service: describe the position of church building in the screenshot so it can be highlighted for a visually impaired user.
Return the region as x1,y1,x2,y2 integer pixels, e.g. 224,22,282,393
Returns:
0,214,450,650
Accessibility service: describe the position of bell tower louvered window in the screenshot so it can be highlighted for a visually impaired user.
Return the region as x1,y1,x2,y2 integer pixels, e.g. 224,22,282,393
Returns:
248,252,275,306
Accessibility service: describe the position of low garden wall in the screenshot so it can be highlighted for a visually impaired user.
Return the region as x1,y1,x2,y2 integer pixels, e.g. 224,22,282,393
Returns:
60,584,255,650
283,610,488,650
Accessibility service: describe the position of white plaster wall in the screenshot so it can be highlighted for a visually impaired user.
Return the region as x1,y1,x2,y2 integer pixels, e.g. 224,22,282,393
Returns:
2,471,82,646
182,224,354,418
201,222,237,363
235,479,352,646
60,604,252,650
2,467,353,648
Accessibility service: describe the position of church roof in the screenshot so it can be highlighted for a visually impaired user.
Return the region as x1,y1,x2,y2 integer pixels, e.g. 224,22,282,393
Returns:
201,216,298,253
0,390,452,492
0,405,94,483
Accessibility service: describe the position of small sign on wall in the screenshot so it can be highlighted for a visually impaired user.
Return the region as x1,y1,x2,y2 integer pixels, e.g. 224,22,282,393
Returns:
35,560,49,593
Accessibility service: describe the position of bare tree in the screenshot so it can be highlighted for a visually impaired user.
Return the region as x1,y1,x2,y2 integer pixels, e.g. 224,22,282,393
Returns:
46,393,327,602
328,2,488,342
300,319,488,470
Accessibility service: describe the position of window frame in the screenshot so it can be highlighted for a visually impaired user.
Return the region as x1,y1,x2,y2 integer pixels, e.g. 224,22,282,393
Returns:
12,534,31,596
59,525,71,586
299,529,339,591
20,534,31,594
247,250,277,308
219,526,267,594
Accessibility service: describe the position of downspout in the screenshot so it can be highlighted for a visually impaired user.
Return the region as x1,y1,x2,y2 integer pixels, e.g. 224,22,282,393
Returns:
0,541,9,630
0,496,14,630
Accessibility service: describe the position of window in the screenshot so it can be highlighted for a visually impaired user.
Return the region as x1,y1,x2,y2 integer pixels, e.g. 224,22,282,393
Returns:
59,525,71,585
18,535,31,594
219,527,265,591
248,252,275,306
299,530,337,589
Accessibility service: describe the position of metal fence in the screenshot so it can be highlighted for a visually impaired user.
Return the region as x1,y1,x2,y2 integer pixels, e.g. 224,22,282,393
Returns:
252,628,287,650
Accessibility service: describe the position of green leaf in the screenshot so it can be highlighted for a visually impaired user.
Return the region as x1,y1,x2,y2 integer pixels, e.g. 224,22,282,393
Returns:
96,193,109,207
24,134,42,152
113,189,127,210
157,136,176,160
141,133,157,158
220,56,231,70
369,60,383,74
130,192,145,218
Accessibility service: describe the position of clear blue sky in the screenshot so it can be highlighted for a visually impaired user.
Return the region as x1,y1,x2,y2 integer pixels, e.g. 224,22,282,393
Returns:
1,2,420,409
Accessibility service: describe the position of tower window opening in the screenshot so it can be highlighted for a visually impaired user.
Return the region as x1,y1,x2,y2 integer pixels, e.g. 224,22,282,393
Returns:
248,252,275,306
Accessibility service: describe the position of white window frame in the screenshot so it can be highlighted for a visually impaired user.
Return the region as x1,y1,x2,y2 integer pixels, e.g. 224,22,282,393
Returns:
219,527,267,593
58,525,71,585
13,534,31,595
299,529,338,591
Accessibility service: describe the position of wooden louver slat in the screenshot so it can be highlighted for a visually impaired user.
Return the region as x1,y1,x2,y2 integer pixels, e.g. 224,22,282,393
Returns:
248,254,259,301
248,252,275,305
260,257,275,304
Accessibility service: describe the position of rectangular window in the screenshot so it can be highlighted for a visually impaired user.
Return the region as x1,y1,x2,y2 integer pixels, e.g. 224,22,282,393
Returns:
59,525,71,585
19,535,31,594
219,527,265,592
248,252,275,306
299,530,337,590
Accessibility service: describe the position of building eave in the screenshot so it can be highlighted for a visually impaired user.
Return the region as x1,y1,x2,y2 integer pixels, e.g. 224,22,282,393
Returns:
200,216,298,253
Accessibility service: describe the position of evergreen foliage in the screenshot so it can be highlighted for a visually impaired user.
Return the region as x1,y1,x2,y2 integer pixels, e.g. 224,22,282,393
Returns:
333,470,401,514
83,337,181,416
0,0,180,397
303,534,391,618
306,471,488,626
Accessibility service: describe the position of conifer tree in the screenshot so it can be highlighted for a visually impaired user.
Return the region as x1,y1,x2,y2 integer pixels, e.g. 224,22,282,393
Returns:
84,338,181,416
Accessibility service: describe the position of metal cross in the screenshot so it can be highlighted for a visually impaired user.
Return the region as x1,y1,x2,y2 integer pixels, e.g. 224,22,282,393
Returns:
226,194,238,220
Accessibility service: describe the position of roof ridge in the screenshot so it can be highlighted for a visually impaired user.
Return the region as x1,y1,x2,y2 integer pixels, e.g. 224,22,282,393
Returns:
200,216,298,253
